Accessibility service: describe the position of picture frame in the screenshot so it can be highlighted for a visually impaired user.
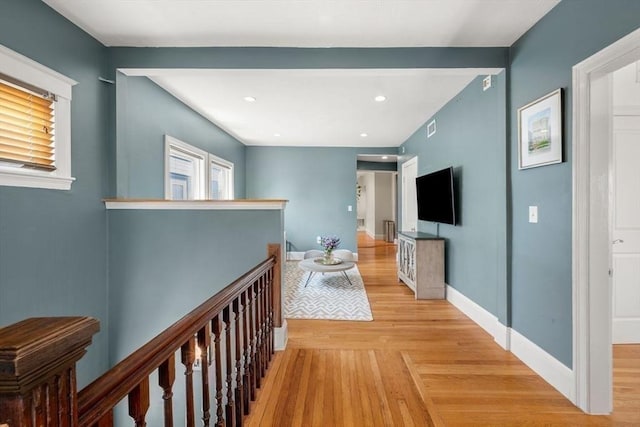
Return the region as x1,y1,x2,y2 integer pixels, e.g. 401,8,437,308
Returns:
518,88,563,169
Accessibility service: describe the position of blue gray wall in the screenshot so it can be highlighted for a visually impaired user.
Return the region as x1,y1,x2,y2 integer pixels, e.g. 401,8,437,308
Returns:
115,75,246,198
109,47,507,70
400,73,507,320
107,209,284,361
0,0,110,387
246,147,396,252
508,0,640,368
357,161,398,172
3,0,640,389
107,208,283,425
247,147,354,252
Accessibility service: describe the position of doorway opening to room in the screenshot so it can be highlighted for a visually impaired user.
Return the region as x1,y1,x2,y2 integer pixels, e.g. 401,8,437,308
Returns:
356,154,398,252
573,27,640,415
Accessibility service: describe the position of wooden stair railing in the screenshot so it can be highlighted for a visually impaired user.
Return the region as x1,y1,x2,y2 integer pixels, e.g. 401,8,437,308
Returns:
0,317,100,426
0,243,282,427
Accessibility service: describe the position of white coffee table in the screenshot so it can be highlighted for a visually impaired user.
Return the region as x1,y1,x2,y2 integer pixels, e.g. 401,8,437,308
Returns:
299,257,356,287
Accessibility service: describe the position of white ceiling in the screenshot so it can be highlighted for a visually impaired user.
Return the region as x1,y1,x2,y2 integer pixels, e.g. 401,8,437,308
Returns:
136,68,500,147
43,0,559,147
43,0,560,48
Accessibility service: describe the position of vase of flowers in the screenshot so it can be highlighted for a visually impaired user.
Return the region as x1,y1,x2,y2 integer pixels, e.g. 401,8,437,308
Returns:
320,235,341,263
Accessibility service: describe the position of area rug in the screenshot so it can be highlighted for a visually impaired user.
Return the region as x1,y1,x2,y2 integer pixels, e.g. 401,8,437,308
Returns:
284,261,373,321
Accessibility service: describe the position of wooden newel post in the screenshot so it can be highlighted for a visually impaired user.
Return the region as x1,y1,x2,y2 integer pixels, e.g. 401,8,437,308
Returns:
0,317,100,427
267,243,282,328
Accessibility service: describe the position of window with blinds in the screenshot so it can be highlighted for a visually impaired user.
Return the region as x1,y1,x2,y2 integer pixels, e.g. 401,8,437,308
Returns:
0,79,56,171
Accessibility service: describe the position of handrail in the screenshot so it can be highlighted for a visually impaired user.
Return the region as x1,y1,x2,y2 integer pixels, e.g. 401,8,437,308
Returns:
0,243,282,427
78,255,277,426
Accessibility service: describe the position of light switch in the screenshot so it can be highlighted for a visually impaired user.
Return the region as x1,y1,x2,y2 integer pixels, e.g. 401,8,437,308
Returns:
529,206,538,223
348,205,353,212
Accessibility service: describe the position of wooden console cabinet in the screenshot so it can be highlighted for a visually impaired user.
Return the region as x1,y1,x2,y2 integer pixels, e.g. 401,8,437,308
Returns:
397,231,445,299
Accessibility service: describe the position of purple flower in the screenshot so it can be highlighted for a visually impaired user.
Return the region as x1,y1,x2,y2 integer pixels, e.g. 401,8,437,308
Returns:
320,235,341,250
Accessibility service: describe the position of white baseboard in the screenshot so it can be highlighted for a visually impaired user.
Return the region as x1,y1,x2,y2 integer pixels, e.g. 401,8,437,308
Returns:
612,319,640,343
494,321,511,350
446,285,574,403
274,319,288,351
446,285,508,349
510,328,575,403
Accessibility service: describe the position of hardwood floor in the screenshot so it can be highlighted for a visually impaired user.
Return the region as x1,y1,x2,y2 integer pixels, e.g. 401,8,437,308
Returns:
246,233,640,426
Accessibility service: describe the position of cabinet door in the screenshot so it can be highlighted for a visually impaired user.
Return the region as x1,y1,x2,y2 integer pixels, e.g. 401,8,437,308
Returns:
398,237,416,282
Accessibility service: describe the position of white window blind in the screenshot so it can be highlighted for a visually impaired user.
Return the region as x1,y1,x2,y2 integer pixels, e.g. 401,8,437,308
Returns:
0,78,56,171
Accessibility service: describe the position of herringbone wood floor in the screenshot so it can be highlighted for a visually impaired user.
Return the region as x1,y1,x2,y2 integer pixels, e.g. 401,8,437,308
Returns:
245,233,640,426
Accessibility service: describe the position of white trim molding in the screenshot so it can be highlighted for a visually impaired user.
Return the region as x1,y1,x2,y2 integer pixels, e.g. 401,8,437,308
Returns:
446,285,575,402
446,285,509,350
104,199,288,210
510,329,575,402
274,319,288,351
572,27,640,414
0,44,77,190
493,321,511,350
0,44,76,97
0,167,75,190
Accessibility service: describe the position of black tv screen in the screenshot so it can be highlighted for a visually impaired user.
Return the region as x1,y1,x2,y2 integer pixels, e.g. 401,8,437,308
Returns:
416,167,456,225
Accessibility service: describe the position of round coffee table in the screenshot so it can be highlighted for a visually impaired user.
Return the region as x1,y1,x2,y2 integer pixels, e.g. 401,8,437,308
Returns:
298,257,356,287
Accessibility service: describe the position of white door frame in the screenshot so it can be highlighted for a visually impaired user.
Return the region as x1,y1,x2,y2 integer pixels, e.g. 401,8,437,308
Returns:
572,27,640,414
401,156,418,232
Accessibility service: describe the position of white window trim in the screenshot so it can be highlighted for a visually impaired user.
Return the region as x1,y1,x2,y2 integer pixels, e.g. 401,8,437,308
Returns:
164,135,207,200
164,135,234,200
0,44,77,190
209,152,234,200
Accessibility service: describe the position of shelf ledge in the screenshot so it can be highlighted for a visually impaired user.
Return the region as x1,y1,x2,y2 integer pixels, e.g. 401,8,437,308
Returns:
104,199,288,211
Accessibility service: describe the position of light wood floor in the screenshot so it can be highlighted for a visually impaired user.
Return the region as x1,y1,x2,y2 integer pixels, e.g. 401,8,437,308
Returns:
246,233,640,426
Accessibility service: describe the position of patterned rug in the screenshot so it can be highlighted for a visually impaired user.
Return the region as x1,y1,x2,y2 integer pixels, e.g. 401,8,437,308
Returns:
284,261,373,321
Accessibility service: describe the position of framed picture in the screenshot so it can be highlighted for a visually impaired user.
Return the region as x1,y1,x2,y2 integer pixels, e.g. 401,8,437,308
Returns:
518,88,563,169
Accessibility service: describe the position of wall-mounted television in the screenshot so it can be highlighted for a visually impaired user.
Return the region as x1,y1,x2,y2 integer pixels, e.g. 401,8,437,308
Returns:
416,167,457,225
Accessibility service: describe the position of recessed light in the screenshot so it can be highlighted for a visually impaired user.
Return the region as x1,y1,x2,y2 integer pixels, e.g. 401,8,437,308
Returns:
274,133,281,137
374,95,387,102
382,156,389,160
360,133,368,137
244,96,256,102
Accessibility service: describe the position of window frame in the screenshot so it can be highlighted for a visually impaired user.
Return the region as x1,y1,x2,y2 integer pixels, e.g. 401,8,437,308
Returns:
0,44,77,190
164,135,234,200
208,153,234,200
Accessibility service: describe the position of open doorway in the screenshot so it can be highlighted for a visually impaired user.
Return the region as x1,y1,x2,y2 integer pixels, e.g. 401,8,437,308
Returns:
572,27,640,414
400,156,418,232
611,61,640,345
356,154,398,248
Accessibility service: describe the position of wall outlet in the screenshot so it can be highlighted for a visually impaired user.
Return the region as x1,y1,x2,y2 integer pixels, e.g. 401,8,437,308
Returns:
347,205,352,212
483,75,492,91
317,236,321,244
529,206,538,223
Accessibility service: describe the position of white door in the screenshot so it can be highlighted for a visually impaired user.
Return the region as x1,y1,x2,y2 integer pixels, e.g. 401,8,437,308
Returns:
611,115,640,343
401,157,418,232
